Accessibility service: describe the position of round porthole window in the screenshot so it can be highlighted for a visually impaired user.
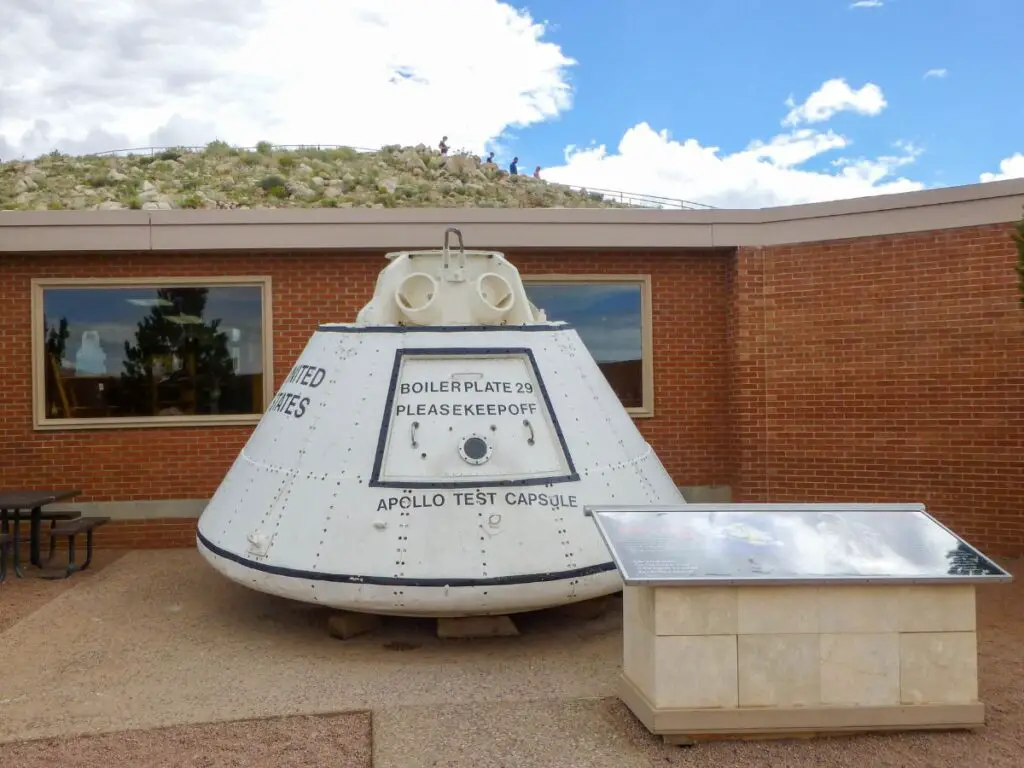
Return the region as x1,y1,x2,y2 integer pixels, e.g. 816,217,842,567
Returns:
459,434,491,465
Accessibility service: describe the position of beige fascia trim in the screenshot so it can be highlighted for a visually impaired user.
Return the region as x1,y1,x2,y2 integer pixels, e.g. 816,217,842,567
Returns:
522,274,654,418
31,275,275,431
43,499,207,520
3,178,1023,253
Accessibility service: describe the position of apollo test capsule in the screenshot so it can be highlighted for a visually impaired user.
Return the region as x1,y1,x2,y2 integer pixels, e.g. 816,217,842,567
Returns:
196,228,687,617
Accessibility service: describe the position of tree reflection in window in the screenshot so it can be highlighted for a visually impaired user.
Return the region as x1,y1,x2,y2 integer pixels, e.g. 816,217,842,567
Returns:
945,542,1003,577
39,283,265,421
120,288,237,416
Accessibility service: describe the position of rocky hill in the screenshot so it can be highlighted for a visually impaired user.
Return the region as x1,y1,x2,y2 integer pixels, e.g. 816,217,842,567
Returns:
0,141,631,212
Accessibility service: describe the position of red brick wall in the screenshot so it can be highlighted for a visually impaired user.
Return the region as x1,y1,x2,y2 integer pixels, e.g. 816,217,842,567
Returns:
727,246,769,501
3,225,1022,555
728,224,1024,555
0,248,731,549
6,518,198,551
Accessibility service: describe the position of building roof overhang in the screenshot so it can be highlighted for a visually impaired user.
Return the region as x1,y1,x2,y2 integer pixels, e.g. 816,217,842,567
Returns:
2,178,1022,254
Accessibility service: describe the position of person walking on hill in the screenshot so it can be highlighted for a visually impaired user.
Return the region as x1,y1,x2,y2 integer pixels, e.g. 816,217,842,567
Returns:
509,156,518,175
438,136,449,155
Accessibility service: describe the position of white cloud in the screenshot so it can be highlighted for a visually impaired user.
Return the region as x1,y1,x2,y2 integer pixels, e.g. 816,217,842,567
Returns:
0,0,575,160
782,79,887,126
924,68,948,79
979,153,1024,182
0,5,994,211
850,0,884,7
541,78,923,209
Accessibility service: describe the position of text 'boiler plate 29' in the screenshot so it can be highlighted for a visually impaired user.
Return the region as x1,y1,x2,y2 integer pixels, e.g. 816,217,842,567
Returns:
196,228,686,617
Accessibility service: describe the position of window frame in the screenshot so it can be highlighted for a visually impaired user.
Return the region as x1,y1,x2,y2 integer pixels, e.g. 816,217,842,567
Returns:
521,274,654,418
30,275,275,431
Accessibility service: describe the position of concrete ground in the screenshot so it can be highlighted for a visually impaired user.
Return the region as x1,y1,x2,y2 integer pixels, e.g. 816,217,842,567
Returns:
0,549,1022,767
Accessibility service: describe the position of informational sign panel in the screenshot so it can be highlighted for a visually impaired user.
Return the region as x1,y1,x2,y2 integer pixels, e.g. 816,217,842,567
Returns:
585,503,1014,586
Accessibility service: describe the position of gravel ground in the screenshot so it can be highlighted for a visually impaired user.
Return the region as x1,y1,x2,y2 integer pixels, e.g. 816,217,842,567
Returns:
0,548,126,632
0,550,1020,767
0,713,372,768
602,560,1024,768
371,560,1024,768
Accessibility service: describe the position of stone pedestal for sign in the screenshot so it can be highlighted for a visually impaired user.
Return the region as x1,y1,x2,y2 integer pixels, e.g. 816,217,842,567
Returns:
619,583,985,743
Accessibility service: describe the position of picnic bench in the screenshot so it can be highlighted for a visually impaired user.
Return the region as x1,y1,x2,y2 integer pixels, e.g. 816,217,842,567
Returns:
0,490,111,580
0,532,11,583
47,514,111,575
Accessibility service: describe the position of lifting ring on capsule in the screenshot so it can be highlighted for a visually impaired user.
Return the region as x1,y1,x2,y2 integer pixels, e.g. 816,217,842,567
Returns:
443,226,464,253
523,418,535,446
458,433,491,465
442,227,467,278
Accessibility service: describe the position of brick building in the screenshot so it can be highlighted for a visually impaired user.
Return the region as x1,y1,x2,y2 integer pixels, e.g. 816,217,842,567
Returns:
2,178,1023,555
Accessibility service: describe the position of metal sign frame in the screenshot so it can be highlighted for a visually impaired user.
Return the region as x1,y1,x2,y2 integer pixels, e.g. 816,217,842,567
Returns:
584,503,1014,587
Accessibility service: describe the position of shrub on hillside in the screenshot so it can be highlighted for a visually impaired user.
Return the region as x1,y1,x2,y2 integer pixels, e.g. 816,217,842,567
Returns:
0,142,634,211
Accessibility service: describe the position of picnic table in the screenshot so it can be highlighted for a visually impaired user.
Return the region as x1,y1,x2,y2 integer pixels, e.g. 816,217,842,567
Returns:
0,489,108,580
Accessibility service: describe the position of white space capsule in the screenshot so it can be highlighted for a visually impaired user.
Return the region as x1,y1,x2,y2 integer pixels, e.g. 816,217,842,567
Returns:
197,228,686,617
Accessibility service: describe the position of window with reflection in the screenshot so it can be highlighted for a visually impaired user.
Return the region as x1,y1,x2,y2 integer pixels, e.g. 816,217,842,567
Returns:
36,280,268,424
523,279,649,411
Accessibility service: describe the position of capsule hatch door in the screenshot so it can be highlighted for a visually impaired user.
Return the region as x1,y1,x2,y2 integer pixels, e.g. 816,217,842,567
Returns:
369,347,578,488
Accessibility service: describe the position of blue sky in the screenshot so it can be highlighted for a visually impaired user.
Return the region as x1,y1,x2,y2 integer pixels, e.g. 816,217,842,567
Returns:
2,0,1021,208
519,0,1021,192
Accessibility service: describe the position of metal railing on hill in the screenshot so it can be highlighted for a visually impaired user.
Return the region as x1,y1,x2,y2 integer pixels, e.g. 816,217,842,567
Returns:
89,143,715,210
94,143,380,156
569,185,715,210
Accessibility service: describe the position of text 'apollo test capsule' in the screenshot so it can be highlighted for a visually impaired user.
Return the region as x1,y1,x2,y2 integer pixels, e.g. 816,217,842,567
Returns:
196,228,686,617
